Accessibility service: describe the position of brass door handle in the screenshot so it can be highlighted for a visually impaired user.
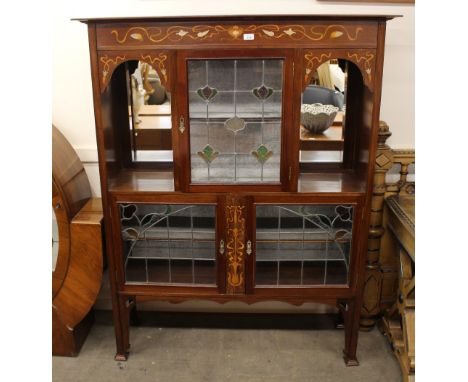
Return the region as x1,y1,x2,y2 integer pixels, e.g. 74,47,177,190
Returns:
179,116,185,134
246,240,252,256
219,239,225,255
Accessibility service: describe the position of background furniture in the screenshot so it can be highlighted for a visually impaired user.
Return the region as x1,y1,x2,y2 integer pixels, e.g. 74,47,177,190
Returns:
380,193,415,382
360,121,415,331
52,126,105,356
79,14,396,364
359,120,415,380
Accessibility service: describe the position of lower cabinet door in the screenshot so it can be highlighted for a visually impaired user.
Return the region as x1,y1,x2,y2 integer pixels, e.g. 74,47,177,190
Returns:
118,201,219,286
253,201,356,288
115,195,359,292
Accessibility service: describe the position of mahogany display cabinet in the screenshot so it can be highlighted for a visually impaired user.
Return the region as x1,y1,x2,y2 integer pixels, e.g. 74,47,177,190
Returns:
78,14,397,364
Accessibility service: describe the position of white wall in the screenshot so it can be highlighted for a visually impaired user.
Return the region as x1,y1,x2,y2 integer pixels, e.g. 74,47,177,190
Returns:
53,0,414,196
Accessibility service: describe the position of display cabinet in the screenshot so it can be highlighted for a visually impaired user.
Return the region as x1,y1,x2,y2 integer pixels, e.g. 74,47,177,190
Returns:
78,14,396,365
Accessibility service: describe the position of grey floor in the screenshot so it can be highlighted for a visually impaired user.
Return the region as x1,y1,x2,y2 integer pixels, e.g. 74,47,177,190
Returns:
53,318,401,382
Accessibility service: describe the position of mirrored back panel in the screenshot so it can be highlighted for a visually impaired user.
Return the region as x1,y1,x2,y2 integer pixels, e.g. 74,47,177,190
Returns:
126,61,173,163
188,59,283,184
300,60,349,165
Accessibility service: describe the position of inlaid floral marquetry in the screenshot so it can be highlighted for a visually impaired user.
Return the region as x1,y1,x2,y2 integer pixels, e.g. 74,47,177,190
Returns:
100,55,127,88
346,52,375,86
303,49,376,91
98,52,170,92
257,24,363,41
303,52,332,85
102,23,374,47
225,203,246,293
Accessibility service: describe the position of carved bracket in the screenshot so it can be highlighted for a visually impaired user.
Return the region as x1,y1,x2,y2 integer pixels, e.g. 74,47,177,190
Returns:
303,49,376,92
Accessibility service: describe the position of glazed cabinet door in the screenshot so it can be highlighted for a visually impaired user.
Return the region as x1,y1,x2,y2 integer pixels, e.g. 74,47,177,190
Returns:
115,197,224,289
113,195,360,294
176,49,295,192
251,198,361,290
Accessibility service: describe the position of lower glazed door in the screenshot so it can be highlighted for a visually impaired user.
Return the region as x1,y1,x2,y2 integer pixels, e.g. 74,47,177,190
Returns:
116,197,222,288
251,197,360,290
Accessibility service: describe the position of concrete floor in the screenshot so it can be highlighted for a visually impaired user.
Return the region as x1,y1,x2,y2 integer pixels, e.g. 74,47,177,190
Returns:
53,315,401,382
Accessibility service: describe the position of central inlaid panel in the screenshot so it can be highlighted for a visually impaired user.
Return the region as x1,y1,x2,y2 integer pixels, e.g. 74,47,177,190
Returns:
188,59,283,183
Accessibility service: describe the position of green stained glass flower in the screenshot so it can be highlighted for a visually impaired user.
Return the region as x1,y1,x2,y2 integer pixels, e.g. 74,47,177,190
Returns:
197,85,218,101
252,85,273,101
197,144,219,164
252,144,273,164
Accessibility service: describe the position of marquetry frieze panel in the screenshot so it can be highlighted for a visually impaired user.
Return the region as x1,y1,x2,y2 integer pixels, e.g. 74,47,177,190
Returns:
302,49,376,91
98,51,172,92
96,22,378,50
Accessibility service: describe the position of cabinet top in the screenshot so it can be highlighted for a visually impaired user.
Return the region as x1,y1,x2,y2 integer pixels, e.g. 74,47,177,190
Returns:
74,14,400,24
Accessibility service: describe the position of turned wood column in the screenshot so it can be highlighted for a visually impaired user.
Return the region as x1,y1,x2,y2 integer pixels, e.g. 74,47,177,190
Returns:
360,121,393,330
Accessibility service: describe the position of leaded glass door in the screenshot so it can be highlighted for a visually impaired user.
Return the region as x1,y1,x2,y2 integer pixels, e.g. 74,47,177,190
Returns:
252,200,359,289
118,201,220,287
177,50,294,192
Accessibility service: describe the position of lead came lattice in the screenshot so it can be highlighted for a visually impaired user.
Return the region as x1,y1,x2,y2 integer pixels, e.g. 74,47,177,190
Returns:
255,204,353,286
188,59,283,183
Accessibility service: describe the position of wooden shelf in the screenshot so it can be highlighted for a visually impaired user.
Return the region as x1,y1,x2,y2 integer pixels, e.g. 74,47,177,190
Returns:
108,169,364,194
298,172,365,194
300,125,344,151
300,113,344,151
133,105,172,151
108,169,175,193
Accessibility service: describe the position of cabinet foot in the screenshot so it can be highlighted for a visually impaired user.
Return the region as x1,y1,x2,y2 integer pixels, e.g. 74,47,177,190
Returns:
343,351,359,366
114,352,129,362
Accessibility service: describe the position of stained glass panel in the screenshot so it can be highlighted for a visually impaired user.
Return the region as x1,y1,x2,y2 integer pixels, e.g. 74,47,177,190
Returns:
188,59,283,184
